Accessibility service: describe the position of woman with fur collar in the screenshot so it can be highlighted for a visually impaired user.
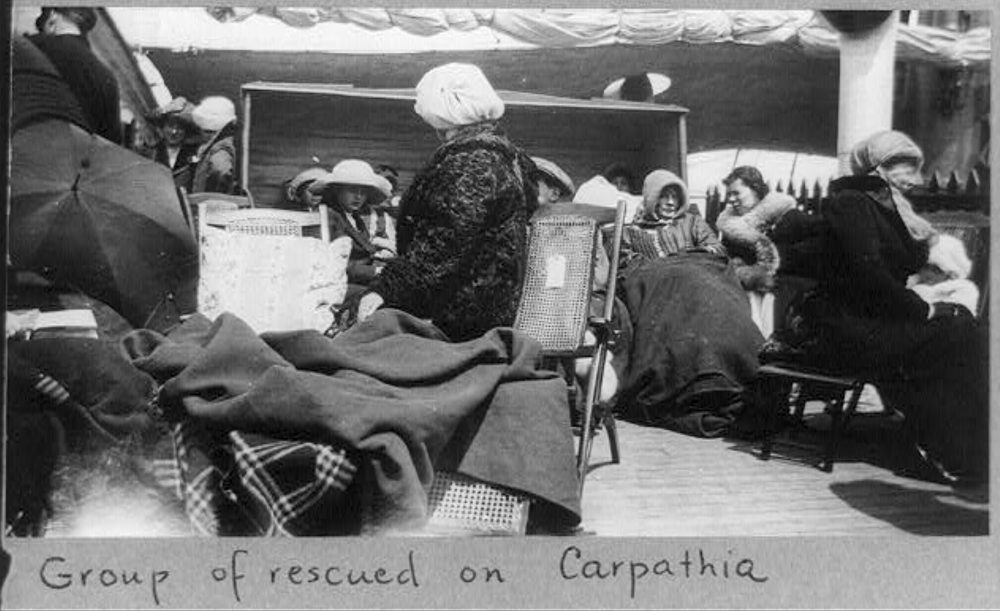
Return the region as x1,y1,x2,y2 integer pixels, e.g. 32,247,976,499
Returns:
715,166,796,292
618,169,725,271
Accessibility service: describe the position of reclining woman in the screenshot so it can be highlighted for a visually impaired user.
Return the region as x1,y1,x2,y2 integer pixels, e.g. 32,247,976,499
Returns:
780,130,988,485
611,169,764,438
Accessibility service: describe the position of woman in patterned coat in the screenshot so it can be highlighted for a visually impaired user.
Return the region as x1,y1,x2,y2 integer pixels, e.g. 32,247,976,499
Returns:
359,63,537,341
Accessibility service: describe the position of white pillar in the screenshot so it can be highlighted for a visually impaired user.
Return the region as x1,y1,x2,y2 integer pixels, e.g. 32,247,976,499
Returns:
836,13,898,175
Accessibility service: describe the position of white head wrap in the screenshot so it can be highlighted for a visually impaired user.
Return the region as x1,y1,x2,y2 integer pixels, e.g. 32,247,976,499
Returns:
191,96,236,132
414,63,505,131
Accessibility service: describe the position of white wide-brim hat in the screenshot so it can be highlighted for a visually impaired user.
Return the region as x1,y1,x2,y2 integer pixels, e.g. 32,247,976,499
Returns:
602,72,672,100
313,159,382,191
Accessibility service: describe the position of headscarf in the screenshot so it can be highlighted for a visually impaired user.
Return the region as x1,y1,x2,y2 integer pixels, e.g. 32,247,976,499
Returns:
848,130,924,175
641,169,688,223
414,63,505,131
849,130,935,242
191,96,236,132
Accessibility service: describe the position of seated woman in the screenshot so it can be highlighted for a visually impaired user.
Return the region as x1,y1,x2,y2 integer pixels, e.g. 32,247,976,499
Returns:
311,159,396,299
619,169,725,265
610,169,764,438
782,130,988,485
715,166,796,293
358,63,537,342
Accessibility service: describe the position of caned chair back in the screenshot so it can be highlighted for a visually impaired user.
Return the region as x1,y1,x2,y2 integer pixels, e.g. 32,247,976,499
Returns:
514,215,598,354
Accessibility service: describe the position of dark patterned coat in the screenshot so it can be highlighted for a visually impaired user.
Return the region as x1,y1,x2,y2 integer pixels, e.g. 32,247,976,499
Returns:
370,122,537,341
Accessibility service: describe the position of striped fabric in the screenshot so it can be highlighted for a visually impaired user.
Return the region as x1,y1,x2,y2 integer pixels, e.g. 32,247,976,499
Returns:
33,374,71,404
231,434,357,536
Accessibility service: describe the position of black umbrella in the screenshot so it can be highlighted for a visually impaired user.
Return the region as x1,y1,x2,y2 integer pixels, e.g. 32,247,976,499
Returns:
9,119,199,331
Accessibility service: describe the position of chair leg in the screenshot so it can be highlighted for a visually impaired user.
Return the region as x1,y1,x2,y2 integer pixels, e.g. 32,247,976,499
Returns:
821,395,845,473
603,410,620,464
789,384,808,440
756,374,790,461
576,345,608,491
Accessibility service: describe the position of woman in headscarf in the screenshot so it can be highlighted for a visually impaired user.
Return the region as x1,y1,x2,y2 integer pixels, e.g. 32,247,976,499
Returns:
591,170,763,439
793,130,988,485
357,63,537,341
618,169,725,270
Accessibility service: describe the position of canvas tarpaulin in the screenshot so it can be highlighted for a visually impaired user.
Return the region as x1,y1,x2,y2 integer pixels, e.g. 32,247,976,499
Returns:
197,8,990,68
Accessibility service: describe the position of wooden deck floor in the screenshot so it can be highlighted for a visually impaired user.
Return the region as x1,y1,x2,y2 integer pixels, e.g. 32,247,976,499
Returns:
578,405,989,537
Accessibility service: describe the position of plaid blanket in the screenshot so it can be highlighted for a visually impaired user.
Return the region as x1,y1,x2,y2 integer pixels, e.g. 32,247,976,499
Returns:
172,420,358,536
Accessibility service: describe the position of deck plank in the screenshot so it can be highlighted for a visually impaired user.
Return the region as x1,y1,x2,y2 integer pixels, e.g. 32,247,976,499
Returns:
577,419,988,537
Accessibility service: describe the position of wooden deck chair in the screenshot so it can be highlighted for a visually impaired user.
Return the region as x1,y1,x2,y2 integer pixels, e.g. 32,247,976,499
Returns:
755,215,989,472
514,200,627,491
197,202,351,333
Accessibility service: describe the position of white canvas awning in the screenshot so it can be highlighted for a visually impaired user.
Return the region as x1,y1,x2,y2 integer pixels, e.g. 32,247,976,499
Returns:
97,7,991,68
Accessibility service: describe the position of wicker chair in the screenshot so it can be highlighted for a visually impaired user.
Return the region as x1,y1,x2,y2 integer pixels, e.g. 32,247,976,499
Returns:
514,200,627,490
196,202,346,334
178,187,255,239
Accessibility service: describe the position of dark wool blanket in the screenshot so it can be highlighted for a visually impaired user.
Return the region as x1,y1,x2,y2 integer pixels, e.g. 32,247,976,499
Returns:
617,253,764,437
124,308,580,533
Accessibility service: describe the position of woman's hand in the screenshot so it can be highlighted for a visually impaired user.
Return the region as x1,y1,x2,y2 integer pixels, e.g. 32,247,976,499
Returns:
357,292,385,321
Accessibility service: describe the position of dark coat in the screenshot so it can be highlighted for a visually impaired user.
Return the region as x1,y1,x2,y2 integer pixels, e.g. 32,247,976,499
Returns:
190,123,237,194
370,123,536,341
799,175,988,478
821,175,930,322
28,33,121,145
325,205,383,286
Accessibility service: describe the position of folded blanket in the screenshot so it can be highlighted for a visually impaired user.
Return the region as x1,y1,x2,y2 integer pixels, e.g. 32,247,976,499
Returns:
124,308,580,534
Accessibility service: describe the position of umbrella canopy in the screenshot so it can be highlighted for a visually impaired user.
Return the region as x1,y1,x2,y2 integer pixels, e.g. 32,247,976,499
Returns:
9,120,199,331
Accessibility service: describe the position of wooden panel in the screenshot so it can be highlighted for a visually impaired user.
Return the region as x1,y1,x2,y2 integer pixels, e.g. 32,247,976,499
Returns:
246,88,683,207
148,41,840,157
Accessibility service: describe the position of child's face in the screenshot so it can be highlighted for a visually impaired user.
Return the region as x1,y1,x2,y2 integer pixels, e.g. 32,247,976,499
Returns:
297,182,323,209
336,185,368,212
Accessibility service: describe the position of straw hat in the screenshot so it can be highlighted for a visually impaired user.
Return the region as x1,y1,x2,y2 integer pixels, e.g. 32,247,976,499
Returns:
602,72,672,102
151,96,197,127
373,175,393,202
285,167,328,202
531,157,575,197
313,159,382,191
